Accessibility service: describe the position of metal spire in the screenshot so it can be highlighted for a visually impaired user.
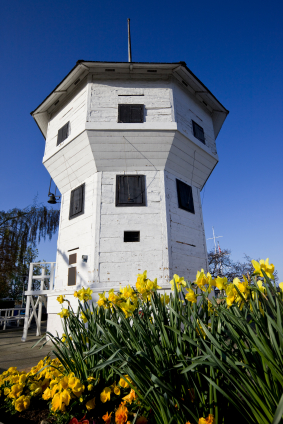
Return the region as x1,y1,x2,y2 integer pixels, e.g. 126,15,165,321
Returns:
127,18,132,62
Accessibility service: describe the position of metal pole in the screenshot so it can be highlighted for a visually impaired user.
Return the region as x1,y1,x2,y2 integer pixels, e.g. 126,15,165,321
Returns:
127,18,132,63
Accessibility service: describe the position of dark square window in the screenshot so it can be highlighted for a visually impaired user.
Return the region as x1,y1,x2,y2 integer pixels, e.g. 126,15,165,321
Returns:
124,231,140,242
68,267,76,286
69,253,77,265
176,179,195,214
192,120,205,144
116,175,146,207
69,184,85,219
118,104,144,123
57,122,70,146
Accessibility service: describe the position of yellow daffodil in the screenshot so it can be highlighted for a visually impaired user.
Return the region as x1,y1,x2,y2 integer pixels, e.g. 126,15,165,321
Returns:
215,276,228,290
160,293,170,304
97,291,108,308
86,396,96,410
56,295,65,304
279,282,283,291
170,274,186,291
185,288,197,303
194,269,214,292
80,312,88,323
57,308,70,319
120,285,134,299
74,287,93,301
252,258,275,280
100,387,112,403
87,383,93,391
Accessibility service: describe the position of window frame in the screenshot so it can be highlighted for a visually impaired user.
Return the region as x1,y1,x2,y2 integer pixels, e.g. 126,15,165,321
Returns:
69,183,85,220
192,120,205,144
57,121,70,146
115,175,146,207
176,179,195,214
118,104,144,123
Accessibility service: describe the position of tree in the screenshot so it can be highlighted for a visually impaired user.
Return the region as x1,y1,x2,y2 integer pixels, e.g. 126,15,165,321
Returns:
0,204,59,298
208,248,278,282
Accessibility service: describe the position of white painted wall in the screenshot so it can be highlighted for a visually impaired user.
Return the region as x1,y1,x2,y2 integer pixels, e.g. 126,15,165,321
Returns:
172,80,217,157
165,170,208,282
88,78,173,123
44,78,88,159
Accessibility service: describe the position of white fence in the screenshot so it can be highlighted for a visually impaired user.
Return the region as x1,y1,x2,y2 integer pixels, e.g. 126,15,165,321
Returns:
21,262,56,342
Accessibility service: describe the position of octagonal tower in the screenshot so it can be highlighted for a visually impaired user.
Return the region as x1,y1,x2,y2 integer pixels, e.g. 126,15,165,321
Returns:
31,61,228,334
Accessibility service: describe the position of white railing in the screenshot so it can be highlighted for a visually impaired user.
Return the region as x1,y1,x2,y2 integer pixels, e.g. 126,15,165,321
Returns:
0,308,31,330
22,262,56,342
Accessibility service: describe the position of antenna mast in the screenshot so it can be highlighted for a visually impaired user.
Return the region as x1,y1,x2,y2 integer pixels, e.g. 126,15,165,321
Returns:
127,18,132,62
207,226,223,254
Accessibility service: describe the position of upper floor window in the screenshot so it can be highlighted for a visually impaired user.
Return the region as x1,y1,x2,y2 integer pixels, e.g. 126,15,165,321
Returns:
57,121,70,146
192,120,205,144
118,105,144,123
176,179,195,214
116,175,146,206
69,184,85,219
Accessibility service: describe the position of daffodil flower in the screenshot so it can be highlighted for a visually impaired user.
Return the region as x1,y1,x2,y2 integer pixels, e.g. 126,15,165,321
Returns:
56,295,66,304
57,308,70,319
170,274,186,291
252,258,275,279
185,288,197,303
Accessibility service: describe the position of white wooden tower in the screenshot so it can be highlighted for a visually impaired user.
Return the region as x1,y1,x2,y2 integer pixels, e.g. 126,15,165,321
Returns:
31,60,228,335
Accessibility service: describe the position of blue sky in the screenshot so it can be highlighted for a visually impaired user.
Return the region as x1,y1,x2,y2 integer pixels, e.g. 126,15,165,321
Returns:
1,0,282,281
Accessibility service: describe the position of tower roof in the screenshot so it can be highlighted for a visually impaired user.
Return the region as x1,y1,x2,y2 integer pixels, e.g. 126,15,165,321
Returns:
31,61,229,139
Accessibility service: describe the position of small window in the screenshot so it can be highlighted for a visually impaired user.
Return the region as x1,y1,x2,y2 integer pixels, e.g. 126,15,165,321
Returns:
69,184,85,219
116,175,146,207
124,231,140,242
176,179,195,214
69,253,77,265
68,267,76,286
57,122,70,146
118,104,144,123
192,120,205,144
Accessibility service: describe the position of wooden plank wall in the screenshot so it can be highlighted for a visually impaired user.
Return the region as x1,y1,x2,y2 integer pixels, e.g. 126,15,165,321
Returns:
44,131,96,194
165,170,208,282
172,80,217,157
98,170,169,287
88,79,173,123
44,78,88,158
54,172,99,290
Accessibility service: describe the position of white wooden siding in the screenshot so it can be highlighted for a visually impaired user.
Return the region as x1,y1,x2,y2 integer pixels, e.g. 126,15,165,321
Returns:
98,171,169,285
44,79,88,159
165,170,208,282
172,80,217,157
44,132,96,195
88,79,173,124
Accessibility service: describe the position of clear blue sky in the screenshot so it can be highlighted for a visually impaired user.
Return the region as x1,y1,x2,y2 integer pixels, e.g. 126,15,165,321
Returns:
1,0,282,281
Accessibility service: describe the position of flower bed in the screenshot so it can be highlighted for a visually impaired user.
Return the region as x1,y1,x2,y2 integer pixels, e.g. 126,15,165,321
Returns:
1,258,283,424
